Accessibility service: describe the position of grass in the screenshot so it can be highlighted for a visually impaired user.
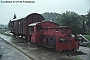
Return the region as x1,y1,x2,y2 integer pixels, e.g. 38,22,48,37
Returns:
69,55,82,60
83,35,90,41
72,57,82,60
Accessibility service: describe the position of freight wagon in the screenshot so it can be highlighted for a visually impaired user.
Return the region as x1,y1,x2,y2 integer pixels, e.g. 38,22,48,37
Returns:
11,13,44,39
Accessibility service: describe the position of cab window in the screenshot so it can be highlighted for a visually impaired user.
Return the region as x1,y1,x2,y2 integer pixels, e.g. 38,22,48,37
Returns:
37,25,42,32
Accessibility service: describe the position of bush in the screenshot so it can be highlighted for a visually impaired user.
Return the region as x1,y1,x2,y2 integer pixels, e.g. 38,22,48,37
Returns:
0,53,2,58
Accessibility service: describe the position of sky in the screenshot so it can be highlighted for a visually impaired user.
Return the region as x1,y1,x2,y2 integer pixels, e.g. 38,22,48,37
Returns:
0,0,90,24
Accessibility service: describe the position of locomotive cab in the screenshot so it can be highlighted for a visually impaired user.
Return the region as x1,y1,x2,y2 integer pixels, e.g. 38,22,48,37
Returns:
28,22,42,44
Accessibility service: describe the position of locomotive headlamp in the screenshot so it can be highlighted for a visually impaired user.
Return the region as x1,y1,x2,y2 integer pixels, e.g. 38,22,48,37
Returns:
60,39,65,41
59,38,65,42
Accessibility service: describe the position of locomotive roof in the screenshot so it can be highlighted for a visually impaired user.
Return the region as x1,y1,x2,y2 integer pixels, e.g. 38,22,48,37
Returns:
42,26,70,29
28,22,41,26
28,22,70,29
28,21,58,27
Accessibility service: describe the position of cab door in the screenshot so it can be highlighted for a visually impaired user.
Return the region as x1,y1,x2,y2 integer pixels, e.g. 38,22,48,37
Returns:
28,26,34,42
35,25,42,44
30,25,42,44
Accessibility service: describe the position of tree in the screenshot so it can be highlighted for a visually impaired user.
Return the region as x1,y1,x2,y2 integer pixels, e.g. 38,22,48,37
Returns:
42,12,60,22
55,11,81,35
8,20,12,30
87,10,90,28
86,9,90,34
80,15,87,34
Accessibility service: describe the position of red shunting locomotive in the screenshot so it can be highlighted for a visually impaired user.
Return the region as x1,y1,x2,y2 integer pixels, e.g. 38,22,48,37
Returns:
11,13,79,52
28,22,79,52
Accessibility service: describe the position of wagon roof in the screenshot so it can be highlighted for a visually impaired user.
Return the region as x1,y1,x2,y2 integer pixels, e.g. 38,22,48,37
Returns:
12,13,43,21
11,15,26,21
